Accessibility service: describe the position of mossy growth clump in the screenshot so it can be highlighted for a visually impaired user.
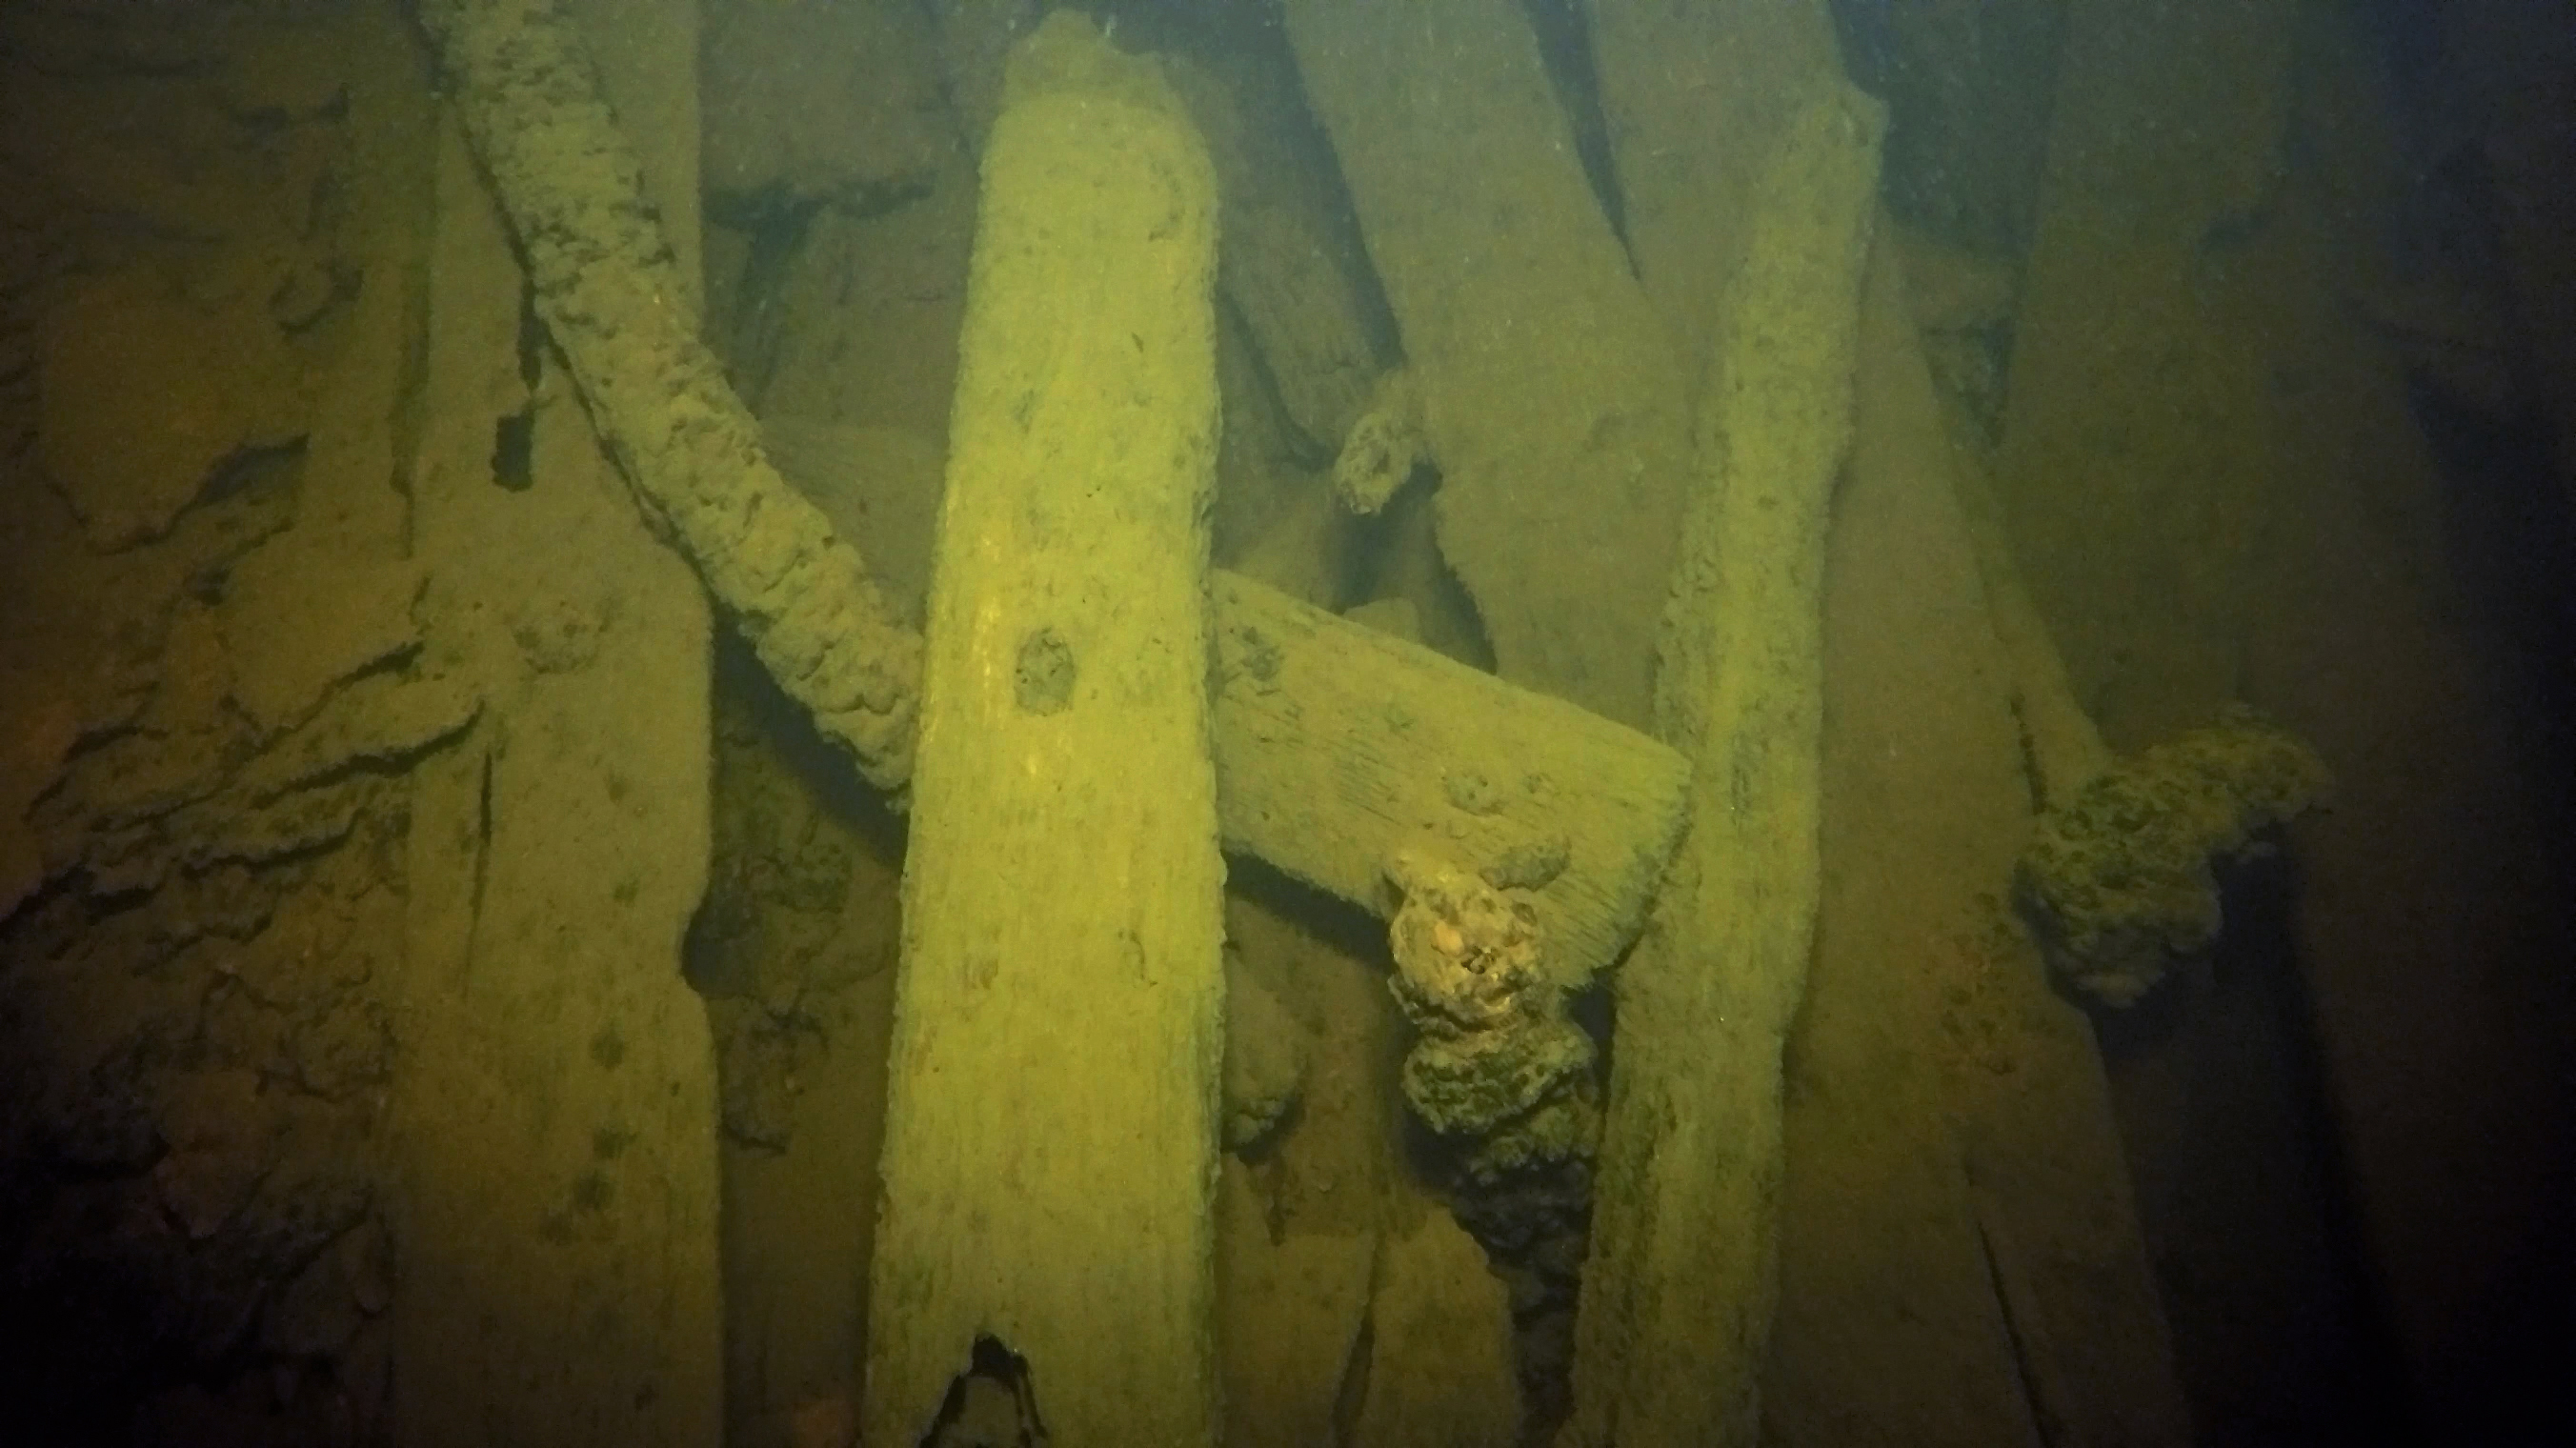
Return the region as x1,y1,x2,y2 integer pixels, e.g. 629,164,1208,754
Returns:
2018,709,2331,1007
1383,852,1599,1169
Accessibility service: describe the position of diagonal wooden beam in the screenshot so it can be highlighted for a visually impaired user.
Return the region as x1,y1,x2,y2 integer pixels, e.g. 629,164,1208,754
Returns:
1567,77,1884,1448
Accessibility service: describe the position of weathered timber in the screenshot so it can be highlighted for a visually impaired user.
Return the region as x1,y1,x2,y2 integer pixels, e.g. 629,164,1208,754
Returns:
1164,46,1381,459
419,0,1689,975
1763,231,2195,1448
1565,82,1883,1448
391,12,723,1439
863,16,1226,1443
1761,237,2058,1448
416,0,921,789
1208,572,1686,992
1280,0,1694,730
765,427,1693,983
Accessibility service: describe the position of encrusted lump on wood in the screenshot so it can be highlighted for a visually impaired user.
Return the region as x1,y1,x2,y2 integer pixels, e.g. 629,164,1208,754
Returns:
2017,708,2331,1008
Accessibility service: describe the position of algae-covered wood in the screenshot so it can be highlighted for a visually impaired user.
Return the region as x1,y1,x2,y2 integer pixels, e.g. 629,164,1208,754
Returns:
1568,81,1883,1448
763,414,1689,976
1210,573,1686,989
863,16,1227,1445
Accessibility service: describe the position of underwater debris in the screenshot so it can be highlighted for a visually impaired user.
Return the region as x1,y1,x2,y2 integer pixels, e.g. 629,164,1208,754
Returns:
1331,368,1428,516
1383,850,1599,1181
2017,708,2331,1007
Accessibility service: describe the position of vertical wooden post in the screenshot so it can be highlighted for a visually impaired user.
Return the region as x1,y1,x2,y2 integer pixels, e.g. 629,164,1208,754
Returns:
863,14,1228,1444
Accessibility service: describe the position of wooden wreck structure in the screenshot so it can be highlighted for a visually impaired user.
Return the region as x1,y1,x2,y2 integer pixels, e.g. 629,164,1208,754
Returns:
10,0,2388,1440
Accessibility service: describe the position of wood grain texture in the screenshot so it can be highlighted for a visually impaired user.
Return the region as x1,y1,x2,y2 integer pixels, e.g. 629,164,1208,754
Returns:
1568,80,1883,1448
863,16,1226,1444
1210,572,1686,988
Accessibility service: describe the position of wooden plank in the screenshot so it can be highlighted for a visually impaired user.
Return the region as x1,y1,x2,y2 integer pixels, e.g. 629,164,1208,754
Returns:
1581,0,1848,384
1565,81,1882,1448
389,78,722,1448
1208,572,1685,991
861,16,1226,1444
1763,229,2172,1448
